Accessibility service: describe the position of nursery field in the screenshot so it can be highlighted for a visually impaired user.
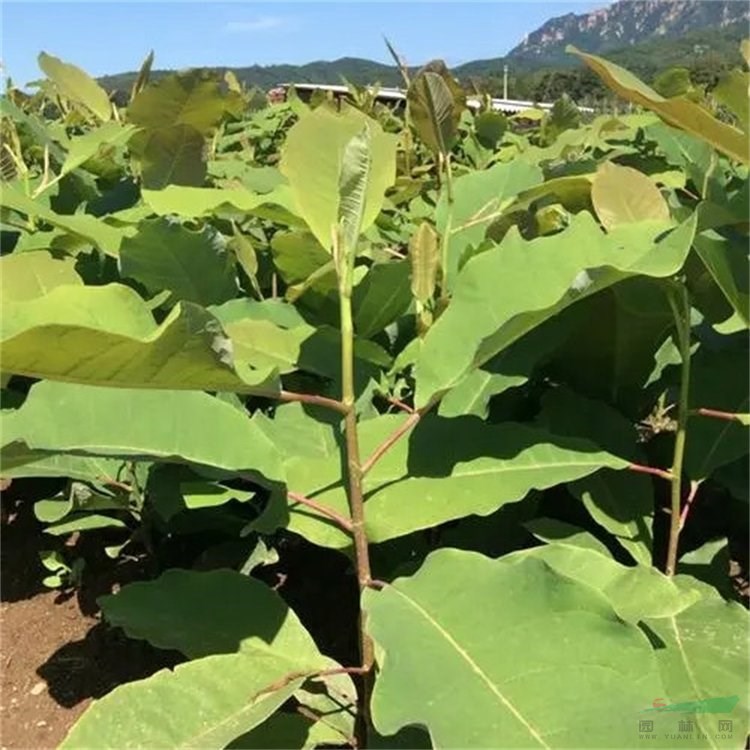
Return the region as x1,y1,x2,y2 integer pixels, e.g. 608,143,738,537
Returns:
0,42,748,749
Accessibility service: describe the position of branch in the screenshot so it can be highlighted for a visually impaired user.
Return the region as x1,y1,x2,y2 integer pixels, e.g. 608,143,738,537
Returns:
665,283,692,577
679,480,701,531
627,463,674,482
277,389,348,414
384,395,415,414
691,407,748,424
252,665,371,702
287,491,353,533
361,408,426,477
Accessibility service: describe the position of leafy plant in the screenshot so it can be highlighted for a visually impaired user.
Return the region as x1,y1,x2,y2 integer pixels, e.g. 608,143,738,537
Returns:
1,44,748,749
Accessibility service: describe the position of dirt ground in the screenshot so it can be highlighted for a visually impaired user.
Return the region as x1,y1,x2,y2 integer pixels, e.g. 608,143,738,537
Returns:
0,487,180,750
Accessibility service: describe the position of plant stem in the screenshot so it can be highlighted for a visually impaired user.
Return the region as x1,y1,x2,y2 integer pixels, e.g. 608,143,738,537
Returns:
287,491,353,533
277,389,348,414
361,409,423,477
665,283,692,577
336,231,374,748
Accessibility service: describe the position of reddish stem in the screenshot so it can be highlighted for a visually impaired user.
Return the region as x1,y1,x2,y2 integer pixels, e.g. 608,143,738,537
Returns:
287,491,353,533
361,410,423,477
385,396,415,414
278,389,348,414
692,407,745,423
627,463,674,482
679,480,700,530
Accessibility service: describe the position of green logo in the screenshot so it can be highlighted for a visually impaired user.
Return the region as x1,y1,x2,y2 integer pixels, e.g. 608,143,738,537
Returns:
642,696,739,714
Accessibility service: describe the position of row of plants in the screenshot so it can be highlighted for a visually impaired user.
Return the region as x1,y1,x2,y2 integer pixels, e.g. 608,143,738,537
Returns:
1,40,748,749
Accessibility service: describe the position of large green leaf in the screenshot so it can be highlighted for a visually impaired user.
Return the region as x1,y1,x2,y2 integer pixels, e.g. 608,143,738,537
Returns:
97,569,355,747
352,261,412,338
693,230,749,329
0,284,279,394
0,251,81,301
568,47,747,164
119,218,238,306
415,211,697,407
279,106,397,253
591,161,670,231
38,52,111,121
439,311,574,419
1,381,284,481
57,122,137,181
502,544,698,622
685,349,749,481
407,62,466,156
254,414,627,549
3,182,132,255
128,70,236,134
536,387,654,564
60,651,308,750
140,184,296,218
130,124,207,189
547,277,674,410
364,550,665,748
641,579,749,746
100,569,324,659
435,160,544,286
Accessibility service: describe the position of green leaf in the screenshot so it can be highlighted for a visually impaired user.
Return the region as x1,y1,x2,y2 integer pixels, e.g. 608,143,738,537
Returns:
548,278,674,410
2,182,132,256
58,122,137,181
415,211,697,407
100,569,325,660
128,70,234,135
38,52,111,121
0,452,124,482
641,580,749,746
179,482,254,510
474,110,507,149
713,69,750,135
436,160,544,286
130,49,154,101
120,218,238,306
568,46,748,164
130,124,207,190
280,107,397,253
45,513,127,536
227,711,347,750
536,387,654,564
439,312,574,420
685,349,749,480
353,261,412,338
1,284,279,394
407,63,465,156
408,221,439,305
364,550,664,748
140,183,293,217
591,161,670,231
257,415,627,549
2,381,284,482
693,230,749,328
95,569,355,748
502,544,698,622
60,651,308,750
0,251,81,302
523,518,611,556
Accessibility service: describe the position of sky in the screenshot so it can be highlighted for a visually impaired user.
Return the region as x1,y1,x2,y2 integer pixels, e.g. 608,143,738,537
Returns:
1,1,607,87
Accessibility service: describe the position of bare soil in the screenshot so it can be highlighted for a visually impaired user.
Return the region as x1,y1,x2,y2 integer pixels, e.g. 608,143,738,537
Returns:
0,486,180,750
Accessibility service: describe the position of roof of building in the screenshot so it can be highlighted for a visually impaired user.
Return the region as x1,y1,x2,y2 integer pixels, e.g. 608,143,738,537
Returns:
276,82,594,114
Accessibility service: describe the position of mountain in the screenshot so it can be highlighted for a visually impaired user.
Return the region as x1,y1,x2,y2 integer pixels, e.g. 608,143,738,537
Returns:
506,0,749,65
98,57,406,93
97,1,748,96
